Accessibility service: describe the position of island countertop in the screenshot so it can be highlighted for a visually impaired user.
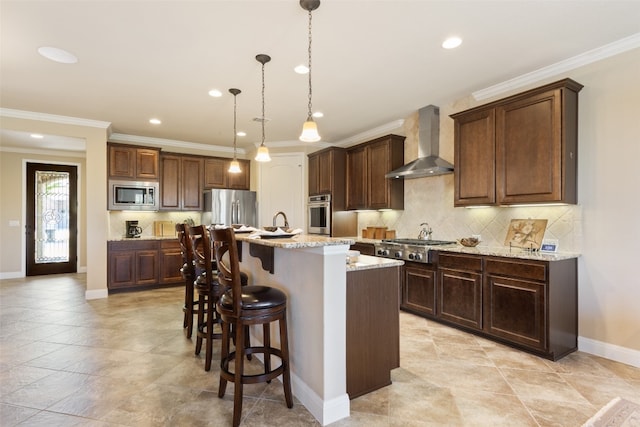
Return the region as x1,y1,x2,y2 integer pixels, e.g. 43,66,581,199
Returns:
235,233,354,249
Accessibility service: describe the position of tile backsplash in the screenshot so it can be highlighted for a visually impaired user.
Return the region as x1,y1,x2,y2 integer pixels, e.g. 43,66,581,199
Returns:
357,175,582,253
108,211,200,239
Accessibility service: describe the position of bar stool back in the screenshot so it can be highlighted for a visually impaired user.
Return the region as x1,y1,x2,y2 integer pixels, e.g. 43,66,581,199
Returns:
211,227,293,427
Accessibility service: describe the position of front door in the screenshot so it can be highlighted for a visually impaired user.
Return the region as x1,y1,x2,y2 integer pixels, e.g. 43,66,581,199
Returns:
26,163,78,275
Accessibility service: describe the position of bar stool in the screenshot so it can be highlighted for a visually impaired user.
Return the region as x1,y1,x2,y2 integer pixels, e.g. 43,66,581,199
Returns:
176,223,197,338
210,227,293,427
187,224,226,371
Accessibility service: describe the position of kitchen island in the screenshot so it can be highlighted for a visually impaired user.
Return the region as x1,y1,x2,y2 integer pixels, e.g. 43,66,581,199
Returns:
234,233,402,426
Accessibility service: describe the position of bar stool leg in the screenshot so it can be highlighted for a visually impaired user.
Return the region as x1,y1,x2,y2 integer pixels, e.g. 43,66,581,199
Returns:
218,319,230,398
263,323,271,382
205,296,214,371
195,293,205,355
233,322,245,427
279,312,293,408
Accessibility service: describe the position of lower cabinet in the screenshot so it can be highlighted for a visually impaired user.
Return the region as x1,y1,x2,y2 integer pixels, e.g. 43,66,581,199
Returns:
349,242,375,256
108,240,182,292
437,253,483,331
401,261,437,317
399,251,578,361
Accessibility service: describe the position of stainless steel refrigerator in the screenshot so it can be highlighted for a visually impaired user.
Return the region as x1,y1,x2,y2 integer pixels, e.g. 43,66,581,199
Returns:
201,189,257,227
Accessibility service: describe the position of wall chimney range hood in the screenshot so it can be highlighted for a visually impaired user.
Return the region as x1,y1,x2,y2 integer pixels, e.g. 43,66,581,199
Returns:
385,105,454,179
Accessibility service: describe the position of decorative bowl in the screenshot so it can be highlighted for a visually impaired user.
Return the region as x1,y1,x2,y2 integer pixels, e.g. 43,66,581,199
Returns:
262,226,293,233
459,237,480,247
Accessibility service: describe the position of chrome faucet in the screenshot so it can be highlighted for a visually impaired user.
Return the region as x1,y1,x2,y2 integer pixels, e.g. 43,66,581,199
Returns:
418,222,433,240
273,211,289,228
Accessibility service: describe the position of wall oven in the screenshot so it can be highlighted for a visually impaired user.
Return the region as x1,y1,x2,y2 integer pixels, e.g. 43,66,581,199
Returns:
308,194,331,235
108,180,159,211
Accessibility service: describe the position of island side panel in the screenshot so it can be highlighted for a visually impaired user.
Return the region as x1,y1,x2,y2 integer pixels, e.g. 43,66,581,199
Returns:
346,265,401,398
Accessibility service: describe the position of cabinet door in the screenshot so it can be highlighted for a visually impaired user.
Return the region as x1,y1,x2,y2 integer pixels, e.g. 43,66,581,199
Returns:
109,145,135,179
402,263,436,317
136,250,159,285
227,159,250,190
346,146,367,210
496,89,562,204
136,148,159,180
438,268,483,330
160,155,181,210
204,158,227,188
367,141,391,209
181,157,203,210
159,241,183,285
485,275,546,351
317,150,332,195
108,251,136,289
349,243,375,256
308,154,319,195
453,108,496,206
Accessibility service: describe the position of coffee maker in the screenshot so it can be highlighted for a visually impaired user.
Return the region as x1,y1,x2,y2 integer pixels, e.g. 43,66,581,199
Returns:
126,220,142,238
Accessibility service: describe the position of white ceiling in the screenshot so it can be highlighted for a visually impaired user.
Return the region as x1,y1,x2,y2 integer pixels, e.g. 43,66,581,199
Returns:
1,1,640,152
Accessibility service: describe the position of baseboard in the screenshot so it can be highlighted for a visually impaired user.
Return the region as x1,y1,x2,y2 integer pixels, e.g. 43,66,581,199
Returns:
579,335,640,368
0,271,23,279
85,288,108,300
290,372,350,426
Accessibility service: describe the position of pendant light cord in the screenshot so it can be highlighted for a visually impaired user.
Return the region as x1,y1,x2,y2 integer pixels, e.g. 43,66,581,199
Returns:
261,61,266,145
306,8,313,121
233,93,238,160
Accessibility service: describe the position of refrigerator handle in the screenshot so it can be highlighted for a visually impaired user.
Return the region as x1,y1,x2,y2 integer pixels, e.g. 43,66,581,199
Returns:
232,200,238,224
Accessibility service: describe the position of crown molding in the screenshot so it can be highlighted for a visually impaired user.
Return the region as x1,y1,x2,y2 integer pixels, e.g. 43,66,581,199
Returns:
0,108,111,129
333,119,405,147
473,33,640,101
108,133,245,155
0,145,86,158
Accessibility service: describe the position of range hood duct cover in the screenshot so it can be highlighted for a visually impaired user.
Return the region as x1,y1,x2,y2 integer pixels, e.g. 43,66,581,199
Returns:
385,105,454,179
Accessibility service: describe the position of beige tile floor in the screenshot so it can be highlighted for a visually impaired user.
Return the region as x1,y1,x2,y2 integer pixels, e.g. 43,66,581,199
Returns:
1,273,639,426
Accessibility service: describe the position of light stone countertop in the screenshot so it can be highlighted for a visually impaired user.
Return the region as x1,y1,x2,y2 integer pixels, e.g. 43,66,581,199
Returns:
108,236,178,241
434,245,580,261
235,233,355,249
346,254,404,272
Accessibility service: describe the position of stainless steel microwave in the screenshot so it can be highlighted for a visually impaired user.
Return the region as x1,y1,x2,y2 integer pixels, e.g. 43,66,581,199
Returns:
108,180,159,211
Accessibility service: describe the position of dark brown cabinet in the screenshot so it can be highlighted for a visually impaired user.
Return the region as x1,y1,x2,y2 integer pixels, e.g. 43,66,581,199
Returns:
159,240,183,285
108,239,183,292
203,158,250,190
437,253,483,331
346,135,404,210
160,154,204,211
108,143,159,180
451,79,582,207
308,147,347,210
349,242,375,256
401,261,437,317
421,250,578,361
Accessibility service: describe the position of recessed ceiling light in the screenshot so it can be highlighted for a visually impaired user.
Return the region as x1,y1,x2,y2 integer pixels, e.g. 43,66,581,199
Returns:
30,134,44,139
37,46,78,64
149,118,162,125
209,89,222,97
237,131,246,137
294,64,309,74
442,37,462,49
312,112,324,118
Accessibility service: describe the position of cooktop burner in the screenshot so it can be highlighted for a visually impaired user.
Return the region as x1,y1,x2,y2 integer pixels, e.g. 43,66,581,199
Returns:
382,238,457,246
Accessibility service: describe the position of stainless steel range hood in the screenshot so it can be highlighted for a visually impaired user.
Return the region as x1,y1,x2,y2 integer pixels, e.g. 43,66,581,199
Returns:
385,105,454,179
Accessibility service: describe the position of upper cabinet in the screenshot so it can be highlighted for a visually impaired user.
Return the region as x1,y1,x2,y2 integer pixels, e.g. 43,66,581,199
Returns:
308,147,347,210
108,143,159,181
160,153,204,211
451,79,583,207
204,158,250,191
346,135,404,210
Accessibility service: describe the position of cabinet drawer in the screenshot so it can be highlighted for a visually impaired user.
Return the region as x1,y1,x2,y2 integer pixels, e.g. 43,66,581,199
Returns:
109,240,158,251
485,258,546,282
437,253,482,272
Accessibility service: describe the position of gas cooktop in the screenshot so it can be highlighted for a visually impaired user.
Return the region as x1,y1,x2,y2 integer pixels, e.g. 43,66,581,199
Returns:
381,238,457,246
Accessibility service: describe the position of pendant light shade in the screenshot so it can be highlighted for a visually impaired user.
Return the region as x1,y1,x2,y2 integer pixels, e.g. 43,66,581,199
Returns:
299,0,321,143
255,54,272,162
228,88,242,174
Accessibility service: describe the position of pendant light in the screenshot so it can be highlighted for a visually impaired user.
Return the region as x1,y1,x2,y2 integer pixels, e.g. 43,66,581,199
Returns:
255,54,272,162
299,0,321,143
228,88,242,173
